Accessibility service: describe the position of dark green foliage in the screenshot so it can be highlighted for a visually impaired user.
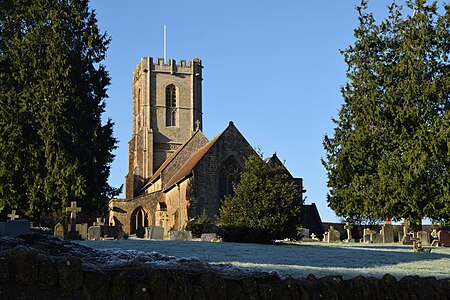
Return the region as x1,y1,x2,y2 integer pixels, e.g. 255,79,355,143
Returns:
185,214,215,238
0,0,120,223
219,153,303,243
323,0,450,226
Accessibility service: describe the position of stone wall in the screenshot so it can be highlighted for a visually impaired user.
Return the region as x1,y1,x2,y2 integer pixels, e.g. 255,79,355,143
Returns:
109,192,162,236
1,244,449,300
190,122,256,220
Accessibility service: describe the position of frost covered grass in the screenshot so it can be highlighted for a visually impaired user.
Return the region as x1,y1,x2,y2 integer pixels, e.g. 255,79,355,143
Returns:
78,240,450,279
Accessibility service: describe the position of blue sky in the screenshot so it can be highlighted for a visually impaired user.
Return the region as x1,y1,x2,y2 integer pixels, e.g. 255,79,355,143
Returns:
89,1,407,222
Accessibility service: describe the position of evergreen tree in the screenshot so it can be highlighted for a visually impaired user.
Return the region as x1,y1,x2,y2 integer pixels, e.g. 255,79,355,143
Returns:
323,0,450,226
219,153,303,243
0,0,120,223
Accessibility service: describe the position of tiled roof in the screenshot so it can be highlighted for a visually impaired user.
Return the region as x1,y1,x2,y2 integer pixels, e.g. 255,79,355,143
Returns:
163,129,226,191
137,130,205,194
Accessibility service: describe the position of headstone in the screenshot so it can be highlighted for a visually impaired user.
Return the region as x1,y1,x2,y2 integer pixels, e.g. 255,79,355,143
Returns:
145,226,164,240
93,217,104,226
372,233,383,243
88,225,102,240
363,228,376,243
0,220,30,237
311,233,319,241
344,222,354,242
401,221,413,245
76,223,88,240
381,224,394,243
398,231,404,243
431,229,439,247
327,226,340,243
64,201,82,240
298,228,310,240
437,230,450,247
7,210,20,220
416,231,430,246
54,222,65,238
169,230,192,241
200,233,218,242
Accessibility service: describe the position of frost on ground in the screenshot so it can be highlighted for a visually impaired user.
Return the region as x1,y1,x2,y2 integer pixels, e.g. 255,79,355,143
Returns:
79,239,450,280
0,233,275,279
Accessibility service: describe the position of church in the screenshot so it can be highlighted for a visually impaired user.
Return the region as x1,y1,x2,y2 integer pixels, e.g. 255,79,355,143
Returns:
109,57,322,238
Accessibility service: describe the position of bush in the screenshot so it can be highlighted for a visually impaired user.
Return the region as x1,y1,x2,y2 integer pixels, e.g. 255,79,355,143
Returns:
185,215,214,238
219,153,303,243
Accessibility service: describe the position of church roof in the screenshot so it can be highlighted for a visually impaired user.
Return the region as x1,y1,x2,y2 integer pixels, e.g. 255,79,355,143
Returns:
163,127,227,191
138,129,207,194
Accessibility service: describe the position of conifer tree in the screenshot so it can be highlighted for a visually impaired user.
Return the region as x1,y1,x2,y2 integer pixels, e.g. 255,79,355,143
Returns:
0,0,120,223
323,0,450,226
219,153,303,243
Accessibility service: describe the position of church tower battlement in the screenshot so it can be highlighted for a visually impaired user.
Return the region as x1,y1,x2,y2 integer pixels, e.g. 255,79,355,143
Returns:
125,57,203,199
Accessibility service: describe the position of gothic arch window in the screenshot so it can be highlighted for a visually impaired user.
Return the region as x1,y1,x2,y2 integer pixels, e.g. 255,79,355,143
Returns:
218,156,242,201
166,84,177,127
130,206,149,238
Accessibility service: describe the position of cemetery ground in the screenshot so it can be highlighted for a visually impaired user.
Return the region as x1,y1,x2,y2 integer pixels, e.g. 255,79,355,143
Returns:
78,239,450,280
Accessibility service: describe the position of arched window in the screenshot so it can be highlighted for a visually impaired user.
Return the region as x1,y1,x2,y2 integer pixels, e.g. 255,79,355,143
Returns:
218,156,241,201
166,84,177,126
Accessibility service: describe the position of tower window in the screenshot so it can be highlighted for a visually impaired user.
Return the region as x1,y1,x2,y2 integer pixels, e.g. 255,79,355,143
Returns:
166,84,177,126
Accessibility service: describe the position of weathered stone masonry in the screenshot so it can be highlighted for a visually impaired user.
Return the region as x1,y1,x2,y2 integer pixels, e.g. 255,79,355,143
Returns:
1,234,449,300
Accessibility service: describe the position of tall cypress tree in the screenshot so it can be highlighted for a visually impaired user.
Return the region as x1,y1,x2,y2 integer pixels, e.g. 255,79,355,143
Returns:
323,0,450,226
0,0,119,223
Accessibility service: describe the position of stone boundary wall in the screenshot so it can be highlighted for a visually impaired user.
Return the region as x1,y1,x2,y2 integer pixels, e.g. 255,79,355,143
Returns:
1,245,449,300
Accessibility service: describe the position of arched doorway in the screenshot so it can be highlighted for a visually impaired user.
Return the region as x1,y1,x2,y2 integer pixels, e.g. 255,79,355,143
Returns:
130,206,149,238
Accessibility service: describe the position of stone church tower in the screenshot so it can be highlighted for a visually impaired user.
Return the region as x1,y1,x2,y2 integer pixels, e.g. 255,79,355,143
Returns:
125,57,203,199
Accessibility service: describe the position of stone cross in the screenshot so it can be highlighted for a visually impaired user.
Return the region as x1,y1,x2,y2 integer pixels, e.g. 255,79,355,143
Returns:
401,220,409,236
344,222,353,241
195,119,201,131
311,233,316,239
94,217,104,226
66,201,81,231
7,210,20,220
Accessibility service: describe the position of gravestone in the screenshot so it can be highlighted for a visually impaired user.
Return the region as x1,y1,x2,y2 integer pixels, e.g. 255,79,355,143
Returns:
431,229,439,247
381,224,394,243
76,223,88,240
201,233,218,242
398,231,404,243
145,226,164,240
298,228,310,240
0,220,30,237
438,230,450,247
64,201,82,240
401,221,413,245
416,231,430,246
88,226,102,240
327,227,340,243
169,230,192,241
7,210,20,220
311,233,320,241
93,217,104,226
363,229,376,243
344,222,354,242
372,232,383,243
54,222,65,238
328,230,340,243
